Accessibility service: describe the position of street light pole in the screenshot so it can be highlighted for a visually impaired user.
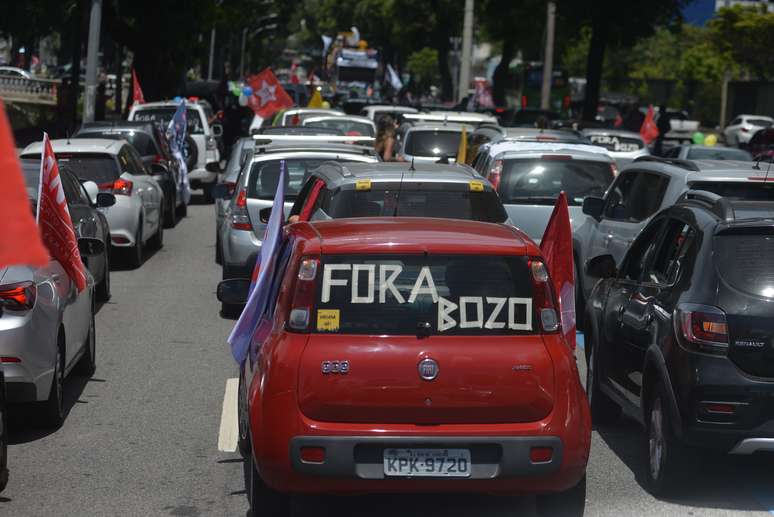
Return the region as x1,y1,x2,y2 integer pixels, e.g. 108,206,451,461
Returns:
208,28,216,80
240,28,248,78
540,1,556,111
83,0,102,123
459,0,474,103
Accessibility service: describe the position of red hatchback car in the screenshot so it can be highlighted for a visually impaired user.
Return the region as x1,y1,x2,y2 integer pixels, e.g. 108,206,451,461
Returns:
219,217,591,516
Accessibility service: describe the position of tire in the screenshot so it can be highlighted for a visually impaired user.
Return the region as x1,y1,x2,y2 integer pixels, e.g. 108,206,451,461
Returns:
74,308,96,377
249,453,290,517
536,475,587,517
215,230,223,265
183,136,198,170
177,200,187,218
38,334,65,428
127,223,143,269
0,372,9,493
220,266,243,318
149,206,164,250
202,183,215,204
96,251,111,302
164,187,177,228
645,384,685,496
585,333,620,425
238,367,251,458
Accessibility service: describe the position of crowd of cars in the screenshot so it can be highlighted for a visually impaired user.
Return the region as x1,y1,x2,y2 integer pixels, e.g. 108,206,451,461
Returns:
207,104,774,516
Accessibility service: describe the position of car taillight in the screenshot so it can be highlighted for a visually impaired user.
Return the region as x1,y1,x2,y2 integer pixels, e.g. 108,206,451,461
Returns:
99,178,133,196
153,154,164,164
675,303,728,354
207,135,217,150
741,127,749,133
529,258,560,334
287,257,319,332
230,189,252,230
0,281,36,311
487,159,503,190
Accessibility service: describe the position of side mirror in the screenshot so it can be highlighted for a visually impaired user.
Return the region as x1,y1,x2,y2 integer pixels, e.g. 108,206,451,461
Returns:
259,207,272,224
582,196,605,218
211,124,223,137
205,161,221,173
96,192,116,208
217,278,250,304
586,254,617,279
150,163,168,175
212,183,232,199
82,180,99,205
78,237,105,257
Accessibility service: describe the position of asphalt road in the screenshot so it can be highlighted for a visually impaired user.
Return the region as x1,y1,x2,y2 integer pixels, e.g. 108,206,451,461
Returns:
3,200,774,516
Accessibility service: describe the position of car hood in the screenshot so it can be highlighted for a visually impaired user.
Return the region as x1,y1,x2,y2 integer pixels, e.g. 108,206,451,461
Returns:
503,204,585,244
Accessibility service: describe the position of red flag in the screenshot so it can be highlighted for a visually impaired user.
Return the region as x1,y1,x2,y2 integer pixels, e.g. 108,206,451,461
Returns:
0,100,49,269
132,68,145,106
540,192,575,349
37,134,88,292
614,113,623,128
246,68,294,119
640,104,659,145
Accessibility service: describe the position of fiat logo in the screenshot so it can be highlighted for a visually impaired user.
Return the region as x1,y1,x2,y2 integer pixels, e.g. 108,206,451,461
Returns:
418,358,439,381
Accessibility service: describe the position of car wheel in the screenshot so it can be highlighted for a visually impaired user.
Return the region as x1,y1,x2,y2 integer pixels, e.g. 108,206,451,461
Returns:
249,453,290,517
535,475,586,517
220,266,243,318
645,385,684,496
127,223,143,269
202,183,215,204
585,335,620,425
238,367,251,458
215,230,223,265
150,207,164,250
184,136,198,170
164,188,177,228
74,308,96,377
96,251,111,302
38,334,65,428
0,372,9,493
176,200,187,218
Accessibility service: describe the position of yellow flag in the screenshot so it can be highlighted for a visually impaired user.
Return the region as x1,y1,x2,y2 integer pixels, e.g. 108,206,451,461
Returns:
456,126,467,164
308,89,323,108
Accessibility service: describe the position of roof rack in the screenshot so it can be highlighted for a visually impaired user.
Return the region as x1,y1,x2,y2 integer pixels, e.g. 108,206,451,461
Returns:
633,155,700,172
678,190,736,222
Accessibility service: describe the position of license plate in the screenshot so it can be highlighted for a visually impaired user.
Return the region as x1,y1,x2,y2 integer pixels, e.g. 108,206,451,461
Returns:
383,448,471,478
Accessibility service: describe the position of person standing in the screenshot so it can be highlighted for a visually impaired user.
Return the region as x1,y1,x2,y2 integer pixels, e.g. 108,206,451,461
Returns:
375,115,397,161
655,105,671,156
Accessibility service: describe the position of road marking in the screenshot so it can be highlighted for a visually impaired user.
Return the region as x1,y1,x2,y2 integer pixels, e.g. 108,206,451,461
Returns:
217,377,239,453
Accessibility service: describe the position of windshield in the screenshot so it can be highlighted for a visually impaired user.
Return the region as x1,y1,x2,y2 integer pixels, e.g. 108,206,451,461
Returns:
687,147,752,161
404,130,461,157
715,232,774,299
305,119,374,137
75,130,158,157
53,153,120,185
247,158,337,200
133,108,204,134
316,255,534,335
748,119,773,127
321,186,507,222
499,158,614,205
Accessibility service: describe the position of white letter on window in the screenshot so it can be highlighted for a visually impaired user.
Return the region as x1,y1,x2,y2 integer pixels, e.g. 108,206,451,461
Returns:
459,297,484,328
321,264,351,303
484,297,507,329
437,296,458,332
379,264,404,303
508,297,533,331
351,264,376,303
408,266,438,303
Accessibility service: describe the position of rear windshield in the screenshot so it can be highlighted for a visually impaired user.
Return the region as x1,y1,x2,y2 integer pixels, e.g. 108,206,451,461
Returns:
715,232,774,298
75,130,158,157
304,119,374,137
247,158,334,201
586,134,644,152
21,159,41,200
49,153,119,185
748,119,773,127
321,185,507,222
404,130,461,158
133,108,204,134
686,148,752,161
689,181,774,201
500,158,613,205
315,255,534,335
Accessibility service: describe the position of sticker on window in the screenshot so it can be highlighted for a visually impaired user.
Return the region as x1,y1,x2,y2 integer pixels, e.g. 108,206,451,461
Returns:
317,309,340,332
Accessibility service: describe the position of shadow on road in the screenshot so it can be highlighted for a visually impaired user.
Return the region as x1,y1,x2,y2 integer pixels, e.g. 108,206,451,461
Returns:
597,419,774,512
7,374,102,445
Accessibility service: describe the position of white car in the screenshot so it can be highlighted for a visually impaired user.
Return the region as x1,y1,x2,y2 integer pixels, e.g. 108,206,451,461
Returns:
129,100,222,201
396,122,471,164
402,111,499,126
723,114,774,147
22,139,165,268
301,115,376,136
273,107,345,126
359,104,419,121
0,66,33,79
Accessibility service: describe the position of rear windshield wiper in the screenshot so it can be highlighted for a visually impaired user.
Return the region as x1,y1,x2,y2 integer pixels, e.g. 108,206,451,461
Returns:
505,196,558,205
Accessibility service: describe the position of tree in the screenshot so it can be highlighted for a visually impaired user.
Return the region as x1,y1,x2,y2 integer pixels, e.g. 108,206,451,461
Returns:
708,5,774,80
406,47,440,94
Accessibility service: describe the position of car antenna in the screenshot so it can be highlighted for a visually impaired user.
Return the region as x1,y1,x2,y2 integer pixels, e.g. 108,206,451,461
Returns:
409,156,415,171
765,154,773,183
393,170,405,217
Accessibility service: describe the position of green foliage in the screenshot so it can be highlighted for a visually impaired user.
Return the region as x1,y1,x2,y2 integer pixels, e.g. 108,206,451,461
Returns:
407,47,440,92
708,5,774,80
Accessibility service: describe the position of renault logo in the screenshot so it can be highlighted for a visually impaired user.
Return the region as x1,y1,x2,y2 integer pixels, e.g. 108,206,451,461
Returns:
418,358,439,381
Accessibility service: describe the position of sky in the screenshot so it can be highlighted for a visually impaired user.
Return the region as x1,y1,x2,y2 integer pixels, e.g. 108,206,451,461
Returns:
683,0,715,25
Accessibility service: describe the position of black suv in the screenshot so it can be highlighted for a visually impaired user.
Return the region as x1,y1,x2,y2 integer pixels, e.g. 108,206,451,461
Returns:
74,121,184,227
583,190,774,495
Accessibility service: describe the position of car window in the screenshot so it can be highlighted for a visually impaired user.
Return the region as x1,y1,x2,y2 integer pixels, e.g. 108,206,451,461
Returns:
304,118,374,137
403,130,461,158
76,129,157,156
133,107,205,134
663,147,680,158
731,118,741,126
60,169,84,205
119,146,146,175
247,158,338,201
748,119,773,128
604,171,668,222
620,218,667,282
715,229,774,299
316,254,535,335
499,158,614,206
49,153,120,185
686,147,752,161
688,181,774,200
644,219,695,285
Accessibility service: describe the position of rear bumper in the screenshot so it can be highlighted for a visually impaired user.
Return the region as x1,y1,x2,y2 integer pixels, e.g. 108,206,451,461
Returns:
188,167,217,186
289,435,564,479
222,226,261,274
100,197,140,247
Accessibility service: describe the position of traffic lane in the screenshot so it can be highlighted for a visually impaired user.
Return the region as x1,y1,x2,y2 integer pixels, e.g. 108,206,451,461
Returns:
2,198,248,517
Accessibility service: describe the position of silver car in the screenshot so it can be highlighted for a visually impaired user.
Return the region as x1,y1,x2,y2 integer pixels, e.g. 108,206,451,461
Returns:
471,141,616,243
215,137,255,264
581,128,649,167
216,140,379,284
21,139,165,269
662,144,752,161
